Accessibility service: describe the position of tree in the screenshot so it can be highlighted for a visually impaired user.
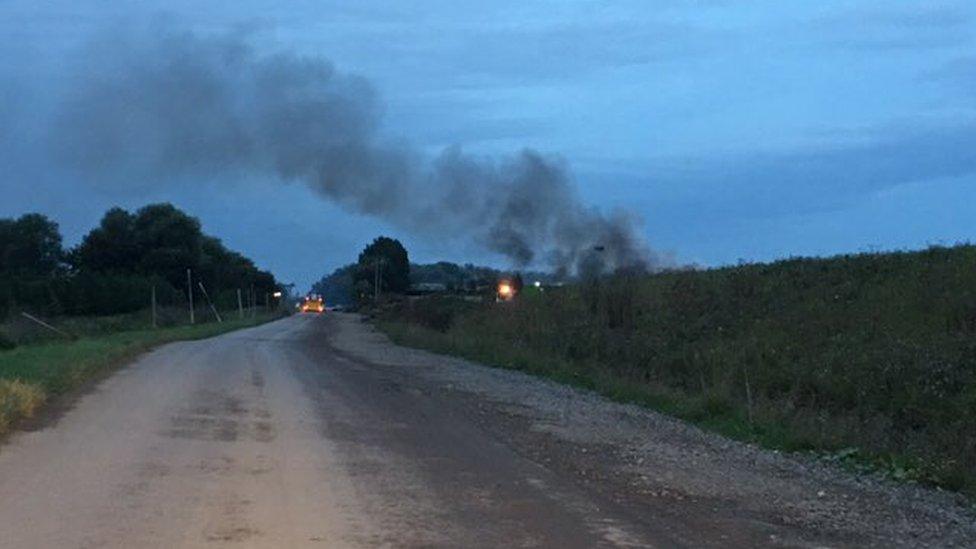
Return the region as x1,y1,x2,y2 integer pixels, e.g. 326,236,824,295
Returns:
1,204,280,317
0,213,64,316
131,203,204,289
73,207,139,274
0,213,63,277
69,203,279,314
311,264,357,305
73,203,210,290
355,236,409,299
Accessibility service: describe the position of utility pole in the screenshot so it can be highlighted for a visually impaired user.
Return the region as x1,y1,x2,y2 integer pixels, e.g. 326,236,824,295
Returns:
236,288,244,319
186,268,195,325
151,285,157,329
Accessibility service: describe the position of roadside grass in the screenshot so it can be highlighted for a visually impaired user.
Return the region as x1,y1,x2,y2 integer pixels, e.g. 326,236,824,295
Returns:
0,380,45,433
376,244,976,499
0,312,281,436
380,320,807,448
0,305,238,345
380,319,974,498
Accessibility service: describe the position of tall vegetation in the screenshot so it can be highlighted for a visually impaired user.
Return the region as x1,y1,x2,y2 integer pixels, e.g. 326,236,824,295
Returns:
352,236,410,303
383,245,976,496
0,204,279,318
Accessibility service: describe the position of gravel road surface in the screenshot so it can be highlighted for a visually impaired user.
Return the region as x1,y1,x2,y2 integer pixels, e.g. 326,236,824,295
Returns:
0,314,972,547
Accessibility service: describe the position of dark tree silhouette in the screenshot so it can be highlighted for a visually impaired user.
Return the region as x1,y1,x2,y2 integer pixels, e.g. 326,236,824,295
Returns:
355,236,410,299
74,207,139,274
0,213,63,277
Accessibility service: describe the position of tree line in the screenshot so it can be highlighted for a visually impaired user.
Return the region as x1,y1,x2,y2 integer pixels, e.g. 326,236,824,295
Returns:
0,204,279,318
310,235,553,306
310,237,410,306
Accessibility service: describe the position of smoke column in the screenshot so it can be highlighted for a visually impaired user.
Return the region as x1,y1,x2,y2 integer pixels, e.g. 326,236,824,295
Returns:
52,24,656,276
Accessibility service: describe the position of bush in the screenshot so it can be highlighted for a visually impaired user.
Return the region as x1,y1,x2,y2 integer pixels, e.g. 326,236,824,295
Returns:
383,296,481,332
0,331,15,350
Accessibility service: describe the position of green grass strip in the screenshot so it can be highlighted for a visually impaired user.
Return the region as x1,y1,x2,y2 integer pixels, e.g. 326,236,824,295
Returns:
0,314,280,434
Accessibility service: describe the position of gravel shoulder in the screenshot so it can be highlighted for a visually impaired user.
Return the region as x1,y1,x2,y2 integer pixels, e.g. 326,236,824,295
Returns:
329,313,976,548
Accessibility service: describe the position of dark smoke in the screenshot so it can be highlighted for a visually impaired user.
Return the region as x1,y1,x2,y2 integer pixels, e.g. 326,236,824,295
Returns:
52,25,657,276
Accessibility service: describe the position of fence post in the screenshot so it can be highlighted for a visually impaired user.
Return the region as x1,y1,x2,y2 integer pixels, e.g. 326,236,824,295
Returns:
197,282,222,323
151,285,157,329
237,288,244,319
744,365,754,424
186,268,195,325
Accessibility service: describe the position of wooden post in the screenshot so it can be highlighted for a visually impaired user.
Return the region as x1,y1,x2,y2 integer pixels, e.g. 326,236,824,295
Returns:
151,285,157,329
198,282,222,323
236,288,244,319
744,365,754,424
186,268,195,325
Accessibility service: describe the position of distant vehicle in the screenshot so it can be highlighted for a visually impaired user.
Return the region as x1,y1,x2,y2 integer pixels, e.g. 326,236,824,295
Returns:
300,294,325,313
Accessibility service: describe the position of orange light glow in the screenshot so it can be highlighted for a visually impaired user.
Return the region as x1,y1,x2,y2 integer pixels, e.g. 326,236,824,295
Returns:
498,283,513,296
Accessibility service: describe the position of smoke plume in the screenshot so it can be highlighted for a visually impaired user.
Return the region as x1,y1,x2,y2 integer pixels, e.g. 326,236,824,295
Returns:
52,25,655,276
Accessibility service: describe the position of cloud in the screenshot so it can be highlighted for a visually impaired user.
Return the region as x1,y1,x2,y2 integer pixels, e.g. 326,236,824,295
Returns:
811,4,973,51
924,55,976,90
444,21,720,81
309,17,722,87
645,120,976,219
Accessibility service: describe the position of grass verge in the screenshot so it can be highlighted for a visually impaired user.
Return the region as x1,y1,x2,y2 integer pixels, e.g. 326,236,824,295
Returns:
0,313,281,436
378,319,973,501
374,246,976,500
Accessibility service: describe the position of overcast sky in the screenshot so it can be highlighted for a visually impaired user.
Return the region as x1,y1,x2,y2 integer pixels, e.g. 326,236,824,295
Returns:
1,1,974,289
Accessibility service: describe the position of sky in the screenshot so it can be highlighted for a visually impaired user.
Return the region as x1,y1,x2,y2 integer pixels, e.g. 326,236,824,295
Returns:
1,1,974,290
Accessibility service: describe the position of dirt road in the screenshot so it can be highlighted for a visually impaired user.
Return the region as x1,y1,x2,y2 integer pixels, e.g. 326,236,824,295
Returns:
0,314,972,547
